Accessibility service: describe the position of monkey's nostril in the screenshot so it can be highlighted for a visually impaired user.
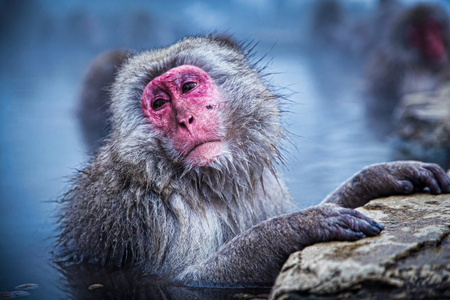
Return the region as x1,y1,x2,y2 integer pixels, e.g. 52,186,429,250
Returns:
177,112,194,129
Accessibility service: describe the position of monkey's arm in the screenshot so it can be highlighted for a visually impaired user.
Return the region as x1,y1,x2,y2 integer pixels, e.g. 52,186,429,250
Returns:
321,161,450,209
178,204,383,287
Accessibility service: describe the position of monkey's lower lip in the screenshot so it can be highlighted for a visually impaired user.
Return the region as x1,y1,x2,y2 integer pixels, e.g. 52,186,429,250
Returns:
186,141,222,166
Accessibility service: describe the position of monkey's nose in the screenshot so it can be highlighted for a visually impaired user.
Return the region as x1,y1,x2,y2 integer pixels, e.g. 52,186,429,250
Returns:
177,112,194,131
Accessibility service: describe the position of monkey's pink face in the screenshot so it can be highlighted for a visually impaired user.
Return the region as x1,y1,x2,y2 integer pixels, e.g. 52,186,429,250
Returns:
408,18,448,65
141,65,223,167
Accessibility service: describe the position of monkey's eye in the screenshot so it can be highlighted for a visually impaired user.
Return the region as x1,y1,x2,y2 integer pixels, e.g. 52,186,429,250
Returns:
182,82,197,94
152,99,169,110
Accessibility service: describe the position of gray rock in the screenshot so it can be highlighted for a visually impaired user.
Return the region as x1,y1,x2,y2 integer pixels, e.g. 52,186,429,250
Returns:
393,86,450,168
270,194,450,300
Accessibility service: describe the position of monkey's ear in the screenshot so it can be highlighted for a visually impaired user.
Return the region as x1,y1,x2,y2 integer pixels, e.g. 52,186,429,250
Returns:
209,34,242,51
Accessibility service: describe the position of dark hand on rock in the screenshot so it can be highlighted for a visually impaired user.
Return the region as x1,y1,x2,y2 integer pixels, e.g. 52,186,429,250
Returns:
322,161,450,208
303,204,384,242
376,161,450,195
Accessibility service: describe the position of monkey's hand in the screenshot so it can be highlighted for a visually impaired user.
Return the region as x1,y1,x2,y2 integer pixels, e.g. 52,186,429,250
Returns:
178,204,382,287
300,203,384,243
322,161,450,209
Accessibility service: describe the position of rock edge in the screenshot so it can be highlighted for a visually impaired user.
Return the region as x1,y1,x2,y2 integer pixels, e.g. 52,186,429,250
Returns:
270,194,450,300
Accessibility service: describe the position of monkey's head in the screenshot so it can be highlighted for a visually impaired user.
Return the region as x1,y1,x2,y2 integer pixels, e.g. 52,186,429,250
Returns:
141,64,222,167
108,36,283,194
393,4,450,66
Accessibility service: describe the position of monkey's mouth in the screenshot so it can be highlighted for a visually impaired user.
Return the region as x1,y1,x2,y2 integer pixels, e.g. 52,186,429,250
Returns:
186,140,222,166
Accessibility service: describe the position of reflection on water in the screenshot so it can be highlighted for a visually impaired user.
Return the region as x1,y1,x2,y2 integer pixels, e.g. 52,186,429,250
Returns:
0,0,447,299
53,261,272,300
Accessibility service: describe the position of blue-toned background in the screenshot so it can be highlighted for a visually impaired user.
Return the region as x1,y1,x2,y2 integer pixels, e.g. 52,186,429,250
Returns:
1,0,448,298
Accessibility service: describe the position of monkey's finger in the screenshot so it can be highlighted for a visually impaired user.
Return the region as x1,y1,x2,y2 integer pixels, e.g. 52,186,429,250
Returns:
424,164,450,193
344,208,384,231
356,219,383,237
334,214,382,240
330,225,366,241
341,228,366,241
396,179,415,195
411,166,443,194
368,218,384,231
344,215,383,237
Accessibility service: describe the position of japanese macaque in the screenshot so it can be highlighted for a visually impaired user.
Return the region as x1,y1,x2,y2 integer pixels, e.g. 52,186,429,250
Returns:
366,4,450,104
78,50,129,151
57,35,450,287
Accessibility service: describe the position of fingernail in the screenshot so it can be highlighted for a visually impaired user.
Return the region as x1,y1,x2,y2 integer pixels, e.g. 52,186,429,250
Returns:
374,222,384,230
